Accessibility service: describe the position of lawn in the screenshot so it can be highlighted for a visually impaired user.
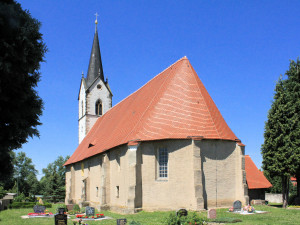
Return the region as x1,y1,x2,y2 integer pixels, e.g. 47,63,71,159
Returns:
0,204,300,224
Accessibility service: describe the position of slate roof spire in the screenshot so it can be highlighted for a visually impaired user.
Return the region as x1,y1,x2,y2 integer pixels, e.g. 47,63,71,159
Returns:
86,14,104,87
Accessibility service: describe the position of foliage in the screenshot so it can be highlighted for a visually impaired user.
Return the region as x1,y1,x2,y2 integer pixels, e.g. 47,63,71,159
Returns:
9,201,51,209
73,204,80,212
13,151,39,196
0,0,47,183
80,206,86,213
14,192,26,202
262,58,300,207
0,186,7,199
40,155,69,202
164,212,205,225
9,201,35,209
55,203,68,213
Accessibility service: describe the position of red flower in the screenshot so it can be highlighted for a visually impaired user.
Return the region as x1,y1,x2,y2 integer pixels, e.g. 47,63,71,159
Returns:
85,216,88,218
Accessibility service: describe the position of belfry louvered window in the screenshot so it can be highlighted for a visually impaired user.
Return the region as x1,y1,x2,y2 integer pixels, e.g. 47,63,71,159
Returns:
158,147,168,178
95,99,102,116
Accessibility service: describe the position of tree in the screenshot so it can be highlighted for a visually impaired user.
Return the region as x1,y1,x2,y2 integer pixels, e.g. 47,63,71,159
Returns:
262,59,300,207
0,0,47,182
13,151,39,196
40,156,70,203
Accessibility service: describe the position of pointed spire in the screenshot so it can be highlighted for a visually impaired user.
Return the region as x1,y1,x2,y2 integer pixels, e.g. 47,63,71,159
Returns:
86,13,104,87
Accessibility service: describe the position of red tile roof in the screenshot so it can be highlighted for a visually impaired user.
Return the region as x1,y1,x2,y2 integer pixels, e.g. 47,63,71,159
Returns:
65,57,241,166
245,155,272,189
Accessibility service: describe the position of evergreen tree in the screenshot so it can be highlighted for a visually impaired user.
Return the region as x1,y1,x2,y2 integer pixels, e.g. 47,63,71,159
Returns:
0,0,47,182
262,59,300,207
13,151,39,196
40,156,69,202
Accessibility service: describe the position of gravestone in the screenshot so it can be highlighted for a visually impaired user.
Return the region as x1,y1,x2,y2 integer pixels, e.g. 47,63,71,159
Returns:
176,208,188,217
33,205,46,213
233,200,242,211
117,218,127,225
58,207,66,215
66,204,74,211
207,209,216,219
55,213,67,225
85,206,95,216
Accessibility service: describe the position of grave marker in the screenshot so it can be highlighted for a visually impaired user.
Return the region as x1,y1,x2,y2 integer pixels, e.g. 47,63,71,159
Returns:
176,208,188,217
33,205,46,213
85,206,95,216
233,200,242,211
55,213,67,225
58,207,66,215
207,209,216,219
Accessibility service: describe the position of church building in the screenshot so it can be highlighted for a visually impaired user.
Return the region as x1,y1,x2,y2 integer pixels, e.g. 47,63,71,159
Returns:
65,20,250,213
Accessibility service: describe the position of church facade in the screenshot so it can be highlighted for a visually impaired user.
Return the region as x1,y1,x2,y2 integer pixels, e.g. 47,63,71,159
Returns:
64,21,249,213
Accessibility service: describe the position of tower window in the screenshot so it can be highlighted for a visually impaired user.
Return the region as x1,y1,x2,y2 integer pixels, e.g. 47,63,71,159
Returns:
95,100,102,116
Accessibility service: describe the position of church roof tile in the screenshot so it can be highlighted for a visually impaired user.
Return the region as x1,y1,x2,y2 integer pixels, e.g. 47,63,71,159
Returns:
245,155,272,189
65,57,240,166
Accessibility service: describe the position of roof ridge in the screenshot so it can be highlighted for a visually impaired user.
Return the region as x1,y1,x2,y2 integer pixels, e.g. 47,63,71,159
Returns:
188,61,221,139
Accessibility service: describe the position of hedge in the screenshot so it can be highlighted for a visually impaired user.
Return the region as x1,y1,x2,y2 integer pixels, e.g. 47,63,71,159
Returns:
9,202,52,209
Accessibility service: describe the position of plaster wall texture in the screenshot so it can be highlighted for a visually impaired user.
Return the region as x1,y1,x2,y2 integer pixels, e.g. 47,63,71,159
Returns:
65,139,247,212
140,140,196,211
197,140,247,208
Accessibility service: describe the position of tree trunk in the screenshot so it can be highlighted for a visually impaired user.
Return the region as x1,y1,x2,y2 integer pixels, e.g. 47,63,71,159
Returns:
282,176,289,208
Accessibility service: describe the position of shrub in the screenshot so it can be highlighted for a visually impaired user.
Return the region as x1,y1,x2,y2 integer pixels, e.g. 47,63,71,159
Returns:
164,211,205,225
9,202,35,209
14,193,26,202
73,204,80,212
80,207,86,213
55,204,68,213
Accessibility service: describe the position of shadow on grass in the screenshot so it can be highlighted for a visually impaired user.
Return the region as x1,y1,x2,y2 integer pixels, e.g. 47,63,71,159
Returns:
269,203,283,208
211,217,242,223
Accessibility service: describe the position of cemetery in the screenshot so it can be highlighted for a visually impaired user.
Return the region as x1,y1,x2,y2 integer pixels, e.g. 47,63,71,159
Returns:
0,197,300,224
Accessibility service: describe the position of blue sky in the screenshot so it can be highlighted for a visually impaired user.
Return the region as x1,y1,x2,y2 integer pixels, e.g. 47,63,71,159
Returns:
17,0,300,179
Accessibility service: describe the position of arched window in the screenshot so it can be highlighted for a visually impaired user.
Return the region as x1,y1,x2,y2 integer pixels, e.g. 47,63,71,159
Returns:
95,99,102,116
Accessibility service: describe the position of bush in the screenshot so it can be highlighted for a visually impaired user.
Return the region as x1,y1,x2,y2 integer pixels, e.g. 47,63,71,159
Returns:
73,204,80,212
55,203,68,213
9,202,35,209
14,193,26,202
9,201,52,209
164,212,205,225
80,207,86,213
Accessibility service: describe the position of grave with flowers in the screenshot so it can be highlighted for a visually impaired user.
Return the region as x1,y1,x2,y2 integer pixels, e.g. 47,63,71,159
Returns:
27,205,54,217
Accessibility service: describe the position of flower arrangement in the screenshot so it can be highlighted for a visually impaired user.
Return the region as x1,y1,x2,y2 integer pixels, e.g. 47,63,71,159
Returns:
28,212,54,216
243,205,255,213
75,213,104,219
228,207,234,212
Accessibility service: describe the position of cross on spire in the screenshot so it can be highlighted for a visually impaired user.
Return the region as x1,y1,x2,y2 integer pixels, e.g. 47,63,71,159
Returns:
95,12,99,31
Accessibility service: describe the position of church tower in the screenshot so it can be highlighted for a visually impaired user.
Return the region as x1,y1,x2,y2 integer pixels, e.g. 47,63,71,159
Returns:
78,16,113,144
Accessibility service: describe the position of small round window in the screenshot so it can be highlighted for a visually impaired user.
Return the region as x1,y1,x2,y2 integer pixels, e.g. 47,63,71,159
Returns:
97,84,102,89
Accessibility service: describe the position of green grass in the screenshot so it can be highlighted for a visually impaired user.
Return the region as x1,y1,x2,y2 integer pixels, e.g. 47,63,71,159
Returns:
0,204,300,224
